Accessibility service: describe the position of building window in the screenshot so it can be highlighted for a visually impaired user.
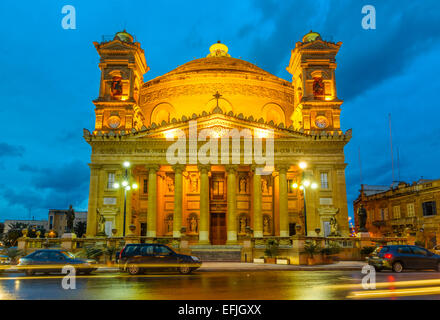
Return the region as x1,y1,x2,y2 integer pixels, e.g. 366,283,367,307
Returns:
393,206,401,219
407,203,415,217
107,172,115,189
320,172,329,189
49,216,53,230
289,223,296,236
143,179,148,194
379,208,388,221
422,201,437,216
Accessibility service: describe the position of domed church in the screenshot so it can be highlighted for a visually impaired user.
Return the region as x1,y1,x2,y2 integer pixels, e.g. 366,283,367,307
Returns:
84,30,351,249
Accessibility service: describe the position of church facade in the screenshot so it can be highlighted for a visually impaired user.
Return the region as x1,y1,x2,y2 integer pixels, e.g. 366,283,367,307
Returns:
84,30,351,245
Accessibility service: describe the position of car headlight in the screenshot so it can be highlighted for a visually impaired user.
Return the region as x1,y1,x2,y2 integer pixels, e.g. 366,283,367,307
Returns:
191,256,200,262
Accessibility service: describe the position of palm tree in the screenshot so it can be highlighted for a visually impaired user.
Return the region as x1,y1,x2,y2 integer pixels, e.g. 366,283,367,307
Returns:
74,221,87,238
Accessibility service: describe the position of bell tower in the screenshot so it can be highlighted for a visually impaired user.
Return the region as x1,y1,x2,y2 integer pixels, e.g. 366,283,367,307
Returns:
287,31,343,133
93,30,149,133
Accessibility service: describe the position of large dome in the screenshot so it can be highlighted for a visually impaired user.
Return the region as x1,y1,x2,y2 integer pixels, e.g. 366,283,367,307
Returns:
140,42,295,127
158,56,282,81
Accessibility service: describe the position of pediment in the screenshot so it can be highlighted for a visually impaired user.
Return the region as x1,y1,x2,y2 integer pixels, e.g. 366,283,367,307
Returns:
300,40,341,51
126,112,309,141
94,40,136,52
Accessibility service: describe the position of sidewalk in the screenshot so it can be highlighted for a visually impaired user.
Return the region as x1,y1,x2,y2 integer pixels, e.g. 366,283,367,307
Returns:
95,261,367,273
196,261,367,272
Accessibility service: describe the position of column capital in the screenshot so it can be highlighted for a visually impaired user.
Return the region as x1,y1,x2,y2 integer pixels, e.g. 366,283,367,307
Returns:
197,164,211,174
88,163,103,170
276,164,291,173
146,164,160,172
225,165,239,174
172,164,186,173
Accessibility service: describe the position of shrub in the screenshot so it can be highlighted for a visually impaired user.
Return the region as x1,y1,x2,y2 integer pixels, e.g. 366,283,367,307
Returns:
5,247,23,264
304,240,322,259
78,246,104,261
322,241,341,255
264,239,279,258
360,246,376,255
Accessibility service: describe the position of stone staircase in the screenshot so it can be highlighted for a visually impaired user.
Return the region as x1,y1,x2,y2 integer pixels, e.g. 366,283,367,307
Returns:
190,245,242,262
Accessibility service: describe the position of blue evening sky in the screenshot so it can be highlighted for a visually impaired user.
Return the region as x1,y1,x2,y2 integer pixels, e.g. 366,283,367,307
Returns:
0,0,439,221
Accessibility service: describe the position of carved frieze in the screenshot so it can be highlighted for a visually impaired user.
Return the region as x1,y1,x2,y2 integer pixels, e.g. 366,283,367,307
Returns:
141,83,294,105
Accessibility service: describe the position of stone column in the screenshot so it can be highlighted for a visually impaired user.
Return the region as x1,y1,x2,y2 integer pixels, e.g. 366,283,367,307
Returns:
278,165,289,237
146,165,159,237
172,165,185,238
252,167,263,238
198,165,210,244
226,165,238,244
86,164,101,237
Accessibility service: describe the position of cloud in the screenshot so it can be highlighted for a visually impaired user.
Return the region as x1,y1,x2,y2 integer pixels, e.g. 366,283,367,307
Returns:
0,142,24,157
19,160,89,193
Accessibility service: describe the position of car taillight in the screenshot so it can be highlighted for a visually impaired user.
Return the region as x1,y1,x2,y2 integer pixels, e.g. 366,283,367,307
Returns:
384,253,393,259
119,249,124,258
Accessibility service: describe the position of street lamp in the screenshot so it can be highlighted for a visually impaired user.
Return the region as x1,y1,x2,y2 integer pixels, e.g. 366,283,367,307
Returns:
113,161,138,236
292,161,319,236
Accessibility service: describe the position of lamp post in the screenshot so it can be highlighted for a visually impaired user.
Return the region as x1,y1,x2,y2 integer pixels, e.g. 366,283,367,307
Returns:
293,162,318,236
113,161,138,237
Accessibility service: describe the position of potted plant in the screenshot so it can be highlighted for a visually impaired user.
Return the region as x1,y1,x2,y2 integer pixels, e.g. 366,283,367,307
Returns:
360,246,376,260
104,245,118,266
321,241,341,263
304,240,322,265
264,239,279,264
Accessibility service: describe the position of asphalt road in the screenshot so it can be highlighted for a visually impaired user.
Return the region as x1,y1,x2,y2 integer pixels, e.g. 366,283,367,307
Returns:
1,270,440,300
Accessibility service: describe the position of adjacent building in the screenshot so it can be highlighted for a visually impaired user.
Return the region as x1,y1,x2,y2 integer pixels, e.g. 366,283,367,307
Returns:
48,209,87,236
353,179,440,248
84,30,352,244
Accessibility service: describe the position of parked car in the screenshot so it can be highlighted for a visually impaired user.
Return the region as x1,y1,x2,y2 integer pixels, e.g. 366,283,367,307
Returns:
368,245,440,273
0,255,11,273
432,245,440,255
0,255,10,265
18,249,97,276
117,243,201,275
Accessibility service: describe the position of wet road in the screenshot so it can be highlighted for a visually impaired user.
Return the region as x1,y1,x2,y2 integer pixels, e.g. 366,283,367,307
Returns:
1,270,440,300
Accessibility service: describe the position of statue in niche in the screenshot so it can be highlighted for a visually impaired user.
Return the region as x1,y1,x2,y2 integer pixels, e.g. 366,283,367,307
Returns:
239,177,247,193
166,175,174,193
111,76,123,99
239,216,247,234
263,216,270,235
97,208,106,235
261,178,269,194
166,216,173,234
189,174,198,192
330,217,340,236
313,77,325,97
189,216,198,233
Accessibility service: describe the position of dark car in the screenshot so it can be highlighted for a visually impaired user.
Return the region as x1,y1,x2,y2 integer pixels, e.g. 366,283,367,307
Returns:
117,243,201,275
18,249,97,276
368,245,440,273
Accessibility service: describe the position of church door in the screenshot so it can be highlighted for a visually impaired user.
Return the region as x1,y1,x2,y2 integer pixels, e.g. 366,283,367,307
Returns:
210,213,226,245
210,172,227,245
